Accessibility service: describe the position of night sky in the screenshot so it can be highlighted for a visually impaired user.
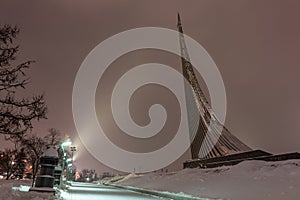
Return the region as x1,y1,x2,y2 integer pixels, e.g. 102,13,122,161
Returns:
1,0,300,173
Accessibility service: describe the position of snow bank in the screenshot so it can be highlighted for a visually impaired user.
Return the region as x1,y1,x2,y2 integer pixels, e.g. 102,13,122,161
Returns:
0,180,55,200
117,159,300,200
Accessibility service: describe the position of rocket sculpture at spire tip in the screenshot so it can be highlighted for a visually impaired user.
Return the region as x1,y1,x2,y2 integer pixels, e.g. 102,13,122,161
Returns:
177,13,182,27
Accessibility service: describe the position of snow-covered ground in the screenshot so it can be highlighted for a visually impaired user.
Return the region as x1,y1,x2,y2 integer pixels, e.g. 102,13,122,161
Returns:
0,179,55,200
116,159,300,200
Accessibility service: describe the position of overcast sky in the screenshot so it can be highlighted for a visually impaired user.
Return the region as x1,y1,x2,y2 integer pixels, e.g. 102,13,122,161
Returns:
1,0,300,173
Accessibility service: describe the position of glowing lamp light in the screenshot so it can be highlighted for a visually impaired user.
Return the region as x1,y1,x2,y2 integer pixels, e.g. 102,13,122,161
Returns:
61,141,72,147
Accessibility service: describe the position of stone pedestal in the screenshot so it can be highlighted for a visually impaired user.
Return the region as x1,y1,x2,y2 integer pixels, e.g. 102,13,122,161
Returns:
30,147,59,193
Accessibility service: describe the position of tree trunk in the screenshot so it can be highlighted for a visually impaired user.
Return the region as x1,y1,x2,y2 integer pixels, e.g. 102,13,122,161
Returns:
31,161,39,187
6,170,11,180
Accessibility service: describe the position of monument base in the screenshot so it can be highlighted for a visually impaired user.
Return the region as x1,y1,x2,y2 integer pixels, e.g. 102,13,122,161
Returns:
29,187,55,194
184,150,300,169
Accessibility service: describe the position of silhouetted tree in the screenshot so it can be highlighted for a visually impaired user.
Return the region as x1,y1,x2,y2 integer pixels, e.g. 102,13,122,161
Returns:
45,128,62,147
13,147,26,179
20,135,47,186
0,25,47,137
77,169,98,182
0,148,16,180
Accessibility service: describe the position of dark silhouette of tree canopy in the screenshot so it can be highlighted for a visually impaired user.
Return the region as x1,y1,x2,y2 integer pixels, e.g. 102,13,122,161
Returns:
0,149,16,180
0,148,26,180
13,147,26,179
0,25,47,136
21,134,46,186
45,128,62,147
77,169,98,182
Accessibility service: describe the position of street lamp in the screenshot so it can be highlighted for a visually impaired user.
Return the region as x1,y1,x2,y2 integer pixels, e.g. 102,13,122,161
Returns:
70,146,77,165
61,141,72,147
59,140,71,189
69,146,77,181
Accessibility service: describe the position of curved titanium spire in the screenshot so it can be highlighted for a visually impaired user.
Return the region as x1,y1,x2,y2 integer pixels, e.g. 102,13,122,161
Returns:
177,13,251,159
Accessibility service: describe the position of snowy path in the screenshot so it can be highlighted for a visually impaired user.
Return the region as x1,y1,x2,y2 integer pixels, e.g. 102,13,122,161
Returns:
58,182,167,200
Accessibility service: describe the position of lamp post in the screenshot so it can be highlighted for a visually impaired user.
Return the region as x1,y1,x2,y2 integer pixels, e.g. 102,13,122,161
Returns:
70,146,77,181
70,146,76,165
59,140,71,189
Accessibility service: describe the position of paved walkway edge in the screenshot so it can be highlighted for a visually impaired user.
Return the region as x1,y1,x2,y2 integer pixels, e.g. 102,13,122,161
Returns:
105,183,216,200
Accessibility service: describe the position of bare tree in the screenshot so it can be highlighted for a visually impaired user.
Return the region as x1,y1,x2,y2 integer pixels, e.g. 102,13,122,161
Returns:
77,169,98,182
0,25,47,137
20,135,47,186
45,128,64,166
45,128,62,147
0,148,17,180
12,147,26,179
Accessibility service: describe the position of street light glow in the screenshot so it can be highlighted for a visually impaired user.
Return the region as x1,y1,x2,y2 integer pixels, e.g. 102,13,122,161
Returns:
61,141,72,147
